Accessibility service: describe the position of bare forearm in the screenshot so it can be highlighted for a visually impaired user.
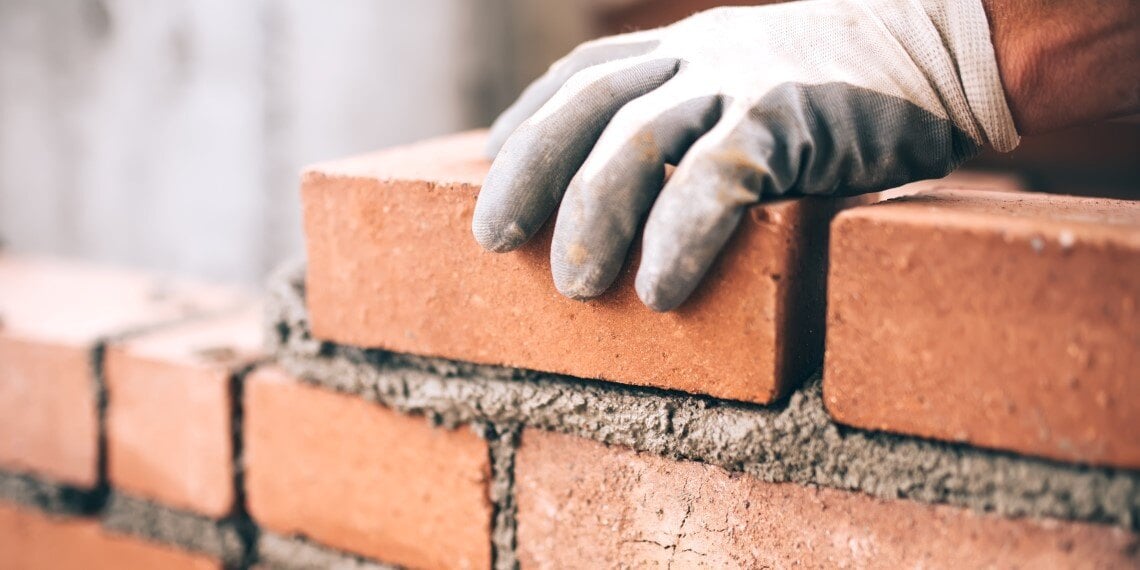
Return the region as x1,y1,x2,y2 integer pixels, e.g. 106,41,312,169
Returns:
982,0,1140,134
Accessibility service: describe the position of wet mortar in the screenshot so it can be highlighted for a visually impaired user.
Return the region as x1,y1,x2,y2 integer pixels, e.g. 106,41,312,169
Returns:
268,262,1140,535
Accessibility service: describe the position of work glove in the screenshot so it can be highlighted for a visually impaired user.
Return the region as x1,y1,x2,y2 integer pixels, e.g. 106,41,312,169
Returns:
473,0,1019,311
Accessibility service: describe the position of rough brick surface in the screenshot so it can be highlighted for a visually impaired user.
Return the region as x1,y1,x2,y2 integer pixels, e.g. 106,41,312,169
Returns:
825,190,1140,468
0,255,245,487
0,501,220,570
106,308,262,517
516,429,1140,568
244,366,492,570
302,131,872,404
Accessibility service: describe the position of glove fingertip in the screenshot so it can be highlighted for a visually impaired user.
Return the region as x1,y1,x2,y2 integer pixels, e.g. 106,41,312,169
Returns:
552,259,611,301
635,270,687,313
472,219,528,253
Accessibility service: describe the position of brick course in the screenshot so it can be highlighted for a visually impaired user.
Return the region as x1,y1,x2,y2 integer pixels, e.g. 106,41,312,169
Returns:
244,366,492,570
515,429,1140,568
1,133,1134,568
825,190,1140,468
105,308,262,517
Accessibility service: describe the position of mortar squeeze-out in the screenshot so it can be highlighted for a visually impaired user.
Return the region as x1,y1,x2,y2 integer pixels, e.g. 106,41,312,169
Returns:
267,261,1140,530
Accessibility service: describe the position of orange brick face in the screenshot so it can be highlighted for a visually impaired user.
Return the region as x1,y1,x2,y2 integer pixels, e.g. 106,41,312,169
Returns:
105,309,262,518
302,131,868,404
825,190,1140,468
0,501,221,570
0,335,98,487
515,429,1140,568
244,367,493,570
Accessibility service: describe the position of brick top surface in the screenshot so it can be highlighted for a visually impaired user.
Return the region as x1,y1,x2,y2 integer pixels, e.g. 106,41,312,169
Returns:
111,305,264,368
846,189,1140,236
305,130,488,186
0,255,250,346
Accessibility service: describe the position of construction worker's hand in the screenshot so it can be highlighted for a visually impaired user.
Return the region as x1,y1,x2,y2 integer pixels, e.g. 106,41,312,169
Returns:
473,0,1019,311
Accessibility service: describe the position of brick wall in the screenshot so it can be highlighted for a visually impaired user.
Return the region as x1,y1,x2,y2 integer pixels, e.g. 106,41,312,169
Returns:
0,131,1136,568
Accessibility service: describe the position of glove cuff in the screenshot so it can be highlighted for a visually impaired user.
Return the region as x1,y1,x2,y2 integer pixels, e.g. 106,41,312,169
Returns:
921,0,1020,152
874,0,1020,152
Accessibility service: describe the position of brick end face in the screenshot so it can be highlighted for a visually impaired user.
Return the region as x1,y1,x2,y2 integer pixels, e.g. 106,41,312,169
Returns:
105,353,235,518
0,501,221,570
516,429,1140,568
104,308,262,518
0,335,98,488
825,190,1140,468
244,366,493,570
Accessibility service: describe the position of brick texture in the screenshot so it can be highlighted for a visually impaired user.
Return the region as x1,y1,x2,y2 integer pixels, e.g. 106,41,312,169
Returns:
0,501,220,570
105,307,262,517
825,190,1140,468
0,255,244,487
244,366,492,570
302,131,874,404
516,429,1140,568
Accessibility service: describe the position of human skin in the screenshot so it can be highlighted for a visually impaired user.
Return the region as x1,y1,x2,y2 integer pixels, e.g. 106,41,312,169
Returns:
982,0,1140,134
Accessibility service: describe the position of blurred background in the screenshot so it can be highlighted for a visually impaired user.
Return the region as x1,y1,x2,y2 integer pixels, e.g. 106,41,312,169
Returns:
1,0,1137,285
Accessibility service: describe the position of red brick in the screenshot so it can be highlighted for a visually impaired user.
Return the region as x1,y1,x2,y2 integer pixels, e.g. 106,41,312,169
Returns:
244,366,492,570
0,501,220,570
0,337,96,488
0,255,245,487
106,307,262,517
516,429,1140,568
825,190,1140,468
302,131,877,404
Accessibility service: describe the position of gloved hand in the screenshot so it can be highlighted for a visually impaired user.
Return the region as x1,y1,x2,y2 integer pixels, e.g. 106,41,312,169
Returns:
473,0,1019,311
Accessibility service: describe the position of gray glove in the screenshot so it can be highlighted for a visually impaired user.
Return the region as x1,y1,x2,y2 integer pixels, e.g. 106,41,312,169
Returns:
473,0,1018,311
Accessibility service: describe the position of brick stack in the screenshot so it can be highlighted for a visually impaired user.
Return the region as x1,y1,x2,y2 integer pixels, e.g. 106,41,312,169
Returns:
1,131,1137,568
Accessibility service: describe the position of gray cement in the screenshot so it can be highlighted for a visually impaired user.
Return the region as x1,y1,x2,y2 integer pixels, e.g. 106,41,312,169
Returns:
486,424,520,570
102,493,246,568
269,262,1140,531
0,470,99,516
256,532,398,570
